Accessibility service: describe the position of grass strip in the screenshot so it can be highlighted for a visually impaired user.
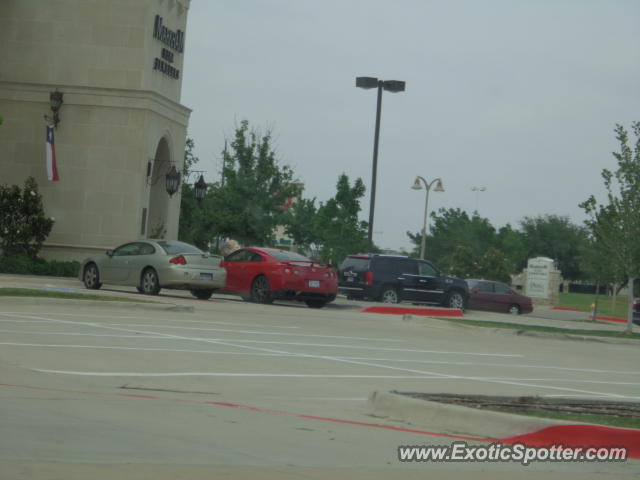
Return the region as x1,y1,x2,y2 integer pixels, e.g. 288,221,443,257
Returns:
495,409,640,430
436,317,640,341
0,288,161,304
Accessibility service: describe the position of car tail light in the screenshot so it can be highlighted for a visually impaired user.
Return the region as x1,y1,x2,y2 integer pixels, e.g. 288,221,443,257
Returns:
170,255,187,265
365,271,373,285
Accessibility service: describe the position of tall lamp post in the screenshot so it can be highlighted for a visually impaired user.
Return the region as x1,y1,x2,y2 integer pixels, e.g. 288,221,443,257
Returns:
471,186,486,213
356,76,406,251
412,176,444,259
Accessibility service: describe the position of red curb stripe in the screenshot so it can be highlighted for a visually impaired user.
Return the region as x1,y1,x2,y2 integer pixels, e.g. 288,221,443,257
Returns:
0,383,489,442
361,306,464,317
2,383,639,457
593,316,627,324
500,424,640,458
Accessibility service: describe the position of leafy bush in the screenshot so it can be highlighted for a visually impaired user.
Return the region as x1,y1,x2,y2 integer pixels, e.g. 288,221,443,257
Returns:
0,254,80,277
0,177,54,258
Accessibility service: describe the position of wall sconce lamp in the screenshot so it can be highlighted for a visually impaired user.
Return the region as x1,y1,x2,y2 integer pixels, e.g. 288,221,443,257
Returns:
165,165,181,196
49,90,64,129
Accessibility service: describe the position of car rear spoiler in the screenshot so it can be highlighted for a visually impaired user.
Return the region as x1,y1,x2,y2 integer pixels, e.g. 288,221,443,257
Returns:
282,260,333,269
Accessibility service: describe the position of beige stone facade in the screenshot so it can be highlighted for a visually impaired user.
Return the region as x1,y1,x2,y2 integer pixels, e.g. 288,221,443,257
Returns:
0,0,191,261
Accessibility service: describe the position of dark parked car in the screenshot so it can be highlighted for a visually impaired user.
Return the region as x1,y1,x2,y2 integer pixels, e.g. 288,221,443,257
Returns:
338,254,468,309
466,279,533,315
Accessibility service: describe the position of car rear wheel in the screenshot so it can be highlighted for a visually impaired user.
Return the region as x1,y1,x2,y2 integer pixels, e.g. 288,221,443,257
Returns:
380,288,400,304
83,263,102,290
251,275,273,304
305,300,326,309
508,304,521,315
445,290,465,310
191,289,214,300
141,268,161,295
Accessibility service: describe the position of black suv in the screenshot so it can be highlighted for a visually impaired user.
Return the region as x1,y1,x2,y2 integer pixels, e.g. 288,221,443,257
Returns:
338,254,468,309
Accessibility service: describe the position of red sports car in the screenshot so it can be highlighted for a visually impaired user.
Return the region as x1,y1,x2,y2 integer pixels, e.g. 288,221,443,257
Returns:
220,247,338,308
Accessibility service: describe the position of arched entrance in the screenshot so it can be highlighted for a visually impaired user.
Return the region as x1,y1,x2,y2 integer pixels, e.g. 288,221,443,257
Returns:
147,137,171,238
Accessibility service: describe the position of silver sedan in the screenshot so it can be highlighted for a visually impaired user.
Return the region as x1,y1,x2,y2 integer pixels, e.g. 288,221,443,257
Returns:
79,240,226,300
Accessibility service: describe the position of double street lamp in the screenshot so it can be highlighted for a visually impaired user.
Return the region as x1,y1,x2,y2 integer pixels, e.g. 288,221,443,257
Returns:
412,176,444,259
356,76,406,251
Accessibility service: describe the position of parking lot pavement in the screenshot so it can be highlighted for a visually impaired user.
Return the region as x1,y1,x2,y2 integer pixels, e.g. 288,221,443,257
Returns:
0,285,639,477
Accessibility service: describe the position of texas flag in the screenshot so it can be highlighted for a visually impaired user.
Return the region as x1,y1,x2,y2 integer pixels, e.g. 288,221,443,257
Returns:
46,125,59,181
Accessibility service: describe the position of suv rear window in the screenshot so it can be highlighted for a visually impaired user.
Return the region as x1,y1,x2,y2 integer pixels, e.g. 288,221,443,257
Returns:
373,257,417,275
340,256,370,272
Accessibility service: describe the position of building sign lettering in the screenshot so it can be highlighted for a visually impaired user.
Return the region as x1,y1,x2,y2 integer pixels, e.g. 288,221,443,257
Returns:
152,14,183,80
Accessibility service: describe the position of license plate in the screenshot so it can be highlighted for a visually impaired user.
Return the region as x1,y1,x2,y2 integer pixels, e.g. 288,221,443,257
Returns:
200,273,213,280
309,280,320,288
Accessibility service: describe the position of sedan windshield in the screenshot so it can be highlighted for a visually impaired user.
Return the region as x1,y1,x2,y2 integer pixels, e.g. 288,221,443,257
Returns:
157,240,203,255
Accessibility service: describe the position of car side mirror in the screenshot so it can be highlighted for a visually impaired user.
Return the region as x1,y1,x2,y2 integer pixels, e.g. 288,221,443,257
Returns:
106,249,114,257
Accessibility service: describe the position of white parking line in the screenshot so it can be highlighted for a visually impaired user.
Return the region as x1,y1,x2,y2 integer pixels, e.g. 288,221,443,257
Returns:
32,370,441,379
0,328,519,357
25,366,639,387
2,341,639,378
102,323,408,342
0,312,301,329
2,312,635,400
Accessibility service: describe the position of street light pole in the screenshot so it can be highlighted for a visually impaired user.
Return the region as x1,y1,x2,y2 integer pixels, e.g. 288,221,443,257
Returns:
412,176,444,259
471,186,486,213
356,77,406,251
368,82,383,252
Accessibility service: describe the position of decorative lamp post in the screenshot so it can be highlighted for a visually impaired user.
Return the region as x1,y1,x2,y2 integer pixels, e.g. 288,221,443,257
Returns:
411,176,444,259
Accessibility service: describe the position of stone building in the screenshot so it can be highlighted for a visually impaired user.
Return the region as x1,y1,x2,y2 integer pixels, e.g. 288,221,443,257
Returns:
0,0,191,260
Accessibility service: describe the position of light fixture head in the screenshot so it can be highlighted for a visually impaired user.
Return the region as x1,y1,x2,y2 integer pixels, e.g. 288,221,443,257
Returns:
382,80,406,93
194,174,207,202
411,177,422,190
49,90,64,128
165,165,181,196
434,179,445,192
356,76,379,89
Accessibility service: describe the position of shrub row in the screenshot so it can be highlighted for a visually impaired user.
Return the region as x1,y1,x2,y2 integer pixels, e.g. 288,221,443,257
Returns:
0,255,80,277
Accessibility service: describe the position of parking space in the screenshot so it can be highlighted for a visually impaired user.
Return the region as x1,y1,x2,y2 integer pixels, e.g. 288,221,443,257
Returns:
0,282,639,475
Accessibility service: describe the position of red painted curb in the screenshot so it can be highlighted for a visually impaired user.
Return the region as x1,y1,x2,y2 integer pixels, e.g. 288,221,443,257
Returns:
360,306,464,317
551,307,630,324
500,424,640,458
1,384,639,458
593,315,627,324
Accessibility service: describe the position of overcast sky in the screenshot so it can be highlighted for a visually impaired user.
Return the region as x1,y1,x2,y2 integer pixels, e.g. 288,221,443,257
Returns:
181,0,640,251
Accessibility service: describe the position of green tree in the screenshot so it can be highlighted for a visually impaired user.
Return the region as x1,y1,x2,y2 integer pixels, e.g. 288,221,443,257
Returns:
519,215,587,281
0,177,54,258
206,120,300,246
178,137,201,246
581,122,640,332
496,224,528,273
477,247,512,283
448,245,479,279
283,197,321,253
408,208,499,272
313,174,369,264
